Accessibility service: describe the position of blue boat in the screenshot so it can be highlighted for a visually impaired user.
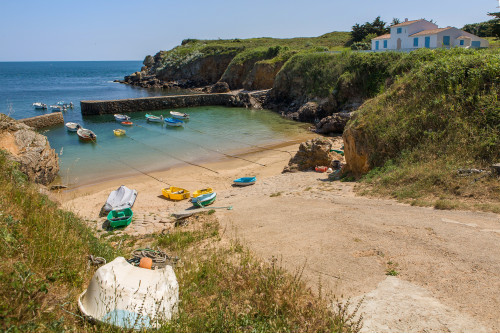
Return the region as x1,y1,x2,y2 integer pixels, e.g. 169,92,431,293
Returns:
233,176,256,186
191,192,216,207
164,118,184,127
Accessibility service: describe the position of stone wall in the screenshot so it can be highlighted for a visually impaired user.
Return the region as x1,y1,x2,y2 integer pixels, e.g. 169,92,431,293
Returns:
80,92,265,115
20,112,64,129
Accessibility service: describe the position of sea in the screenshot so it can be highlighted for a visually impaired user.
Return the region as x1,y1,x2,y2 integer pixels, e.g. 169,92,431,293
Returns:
0,61,307,187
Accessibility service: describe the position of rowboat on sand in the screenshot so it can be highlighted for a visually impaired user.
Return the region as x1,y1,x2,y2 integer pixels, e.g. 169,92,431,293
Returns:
233,176,256,186
191,192,216,207
107,208,133,228
192,188,213,198
161,186,190,201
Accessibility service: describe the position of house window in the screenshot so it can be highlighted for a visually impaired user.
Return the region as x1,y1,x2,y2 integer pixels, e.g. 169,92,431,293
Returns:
397,28,402,34
375,41,379,50
460,40,464,46
413,38,418,47
384,40,387,48
443,36,450,46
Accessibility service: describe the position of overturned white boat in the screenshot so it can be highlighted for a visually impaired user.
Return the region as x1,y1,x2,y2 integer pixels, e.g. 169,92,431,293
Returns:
78,257,179,329
101,185,137,214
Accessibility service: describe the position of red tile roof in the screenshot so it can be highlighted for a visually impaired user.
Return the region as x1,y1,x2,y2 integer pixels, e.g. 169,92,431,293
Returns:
391,19,424,27
372,34,391,40
410,27,452,36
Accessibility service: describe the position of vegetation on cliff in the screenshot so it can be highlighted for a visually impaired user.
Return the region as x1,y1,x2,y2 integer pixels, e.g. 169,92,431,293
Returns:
345,48,500,211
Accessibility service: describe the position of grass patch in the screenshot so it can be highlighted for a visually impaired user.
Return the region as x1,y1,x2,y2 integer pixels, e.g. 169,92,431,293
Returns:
270,191,282,197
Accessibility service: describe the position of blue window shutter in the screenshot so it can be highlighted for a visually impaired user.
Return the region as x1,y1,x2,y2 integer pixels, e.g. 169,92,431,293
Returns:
460,40,464,46
375,41,379,50
425,37,430,48
397,28,402,34
443,36,450,46
413,38,418,47
384,40,387,48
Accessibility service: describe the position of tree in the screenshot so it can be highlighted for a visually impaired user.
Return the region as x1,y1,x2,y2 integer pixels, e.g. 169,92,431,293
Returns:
488,12,500,39
391,18,401,26
350,16,390,43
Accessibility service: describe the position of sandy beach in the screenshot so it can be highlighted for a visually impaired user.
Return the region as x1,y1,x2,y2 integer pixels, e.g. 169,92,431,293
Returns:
59,135,500,333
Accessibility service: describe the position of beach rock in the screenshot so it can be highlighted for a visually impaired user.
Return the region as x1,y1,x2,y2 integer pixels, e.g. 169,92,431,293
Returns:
0,114,59,185
316,112,352,135
297,102,320,122
343,118,372,178
143,55,154,67
209,81,230,93
283,137,340,173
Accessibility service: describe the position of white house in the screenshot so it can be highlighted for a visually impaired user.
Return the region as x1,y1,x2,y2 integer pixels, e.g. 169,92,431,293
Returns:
371,19,489,51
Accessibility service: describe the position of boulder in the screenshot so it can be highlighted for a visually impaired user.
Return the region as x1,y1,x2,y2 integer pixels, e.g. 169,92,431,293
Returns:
0,114,59,185
209,81,230,93
316,112,352,135
143,55,154,68
283,137,341,173
297,102,320,122
342,120,371,178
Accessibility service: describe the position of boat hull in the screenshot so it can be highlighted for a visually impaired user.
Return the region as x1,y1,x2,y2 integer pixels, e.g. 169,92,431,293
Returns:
192,188,213,198
164,118,184,127
77,128,97,142
162,187,190,201
65,122,79,132
233,177,256,186
191,192,216,207
170,111,189,120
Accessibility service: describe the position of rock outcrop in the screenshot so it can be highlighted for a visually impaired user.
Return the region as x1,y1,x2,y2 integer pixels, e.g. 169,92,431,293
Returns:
243,61,284,91
315,112,352,135
0,114,59,185
283,137,342,173
342,119,371,178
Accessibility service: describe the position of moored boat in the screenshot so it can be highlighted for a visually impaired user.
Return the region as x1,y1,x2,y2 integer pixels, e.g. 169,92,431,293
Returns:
113,129,126,136
192,188,213,198
191,192,216,207
145,114,163,122
170,111,190,120
50,105,66,112
233,176,256,186
65,122,80,132
164,117,184,127
161,186,190,201
77,127,97,141
121,121,133,126
32,102,47,110
106,208,133,228
114,114,130,121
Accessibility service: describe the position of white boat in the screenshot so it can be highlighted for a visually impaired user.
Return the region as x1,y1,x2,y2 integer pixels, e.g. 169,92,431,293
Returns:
114,114,131,121
170,111,190,120
65,122,80,132
32,102,47,110
50,105,66,112
145,114,163,123
77,127,97,141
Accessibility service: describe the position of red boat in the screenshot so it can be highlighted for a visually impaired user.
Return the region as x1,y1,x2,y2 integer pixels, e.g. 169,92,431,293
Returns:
121,121,133,126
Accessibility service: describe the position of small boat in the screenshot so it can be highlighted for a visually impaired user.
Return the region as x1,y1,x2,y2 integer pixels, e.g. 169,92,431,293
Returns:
164,118,184,127
315,166,328,173
102,185,137,214
65,122,80,132
145,114,163,122
233,176,256,186
107,208,133,228
170,111,190,120
121,121,133,126
77,127,97,141
56,101,65,106
192,188,213,198
114,129,126,136
32,102,47,110
191,192,216,207
114,114,130,122
50,105,65,112
161,186,190,201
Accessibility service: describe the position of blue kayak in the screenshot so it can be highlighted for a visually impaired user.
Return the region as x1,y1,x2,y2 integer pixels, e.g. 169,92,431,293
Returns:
233,176,256,186
164,118,184,127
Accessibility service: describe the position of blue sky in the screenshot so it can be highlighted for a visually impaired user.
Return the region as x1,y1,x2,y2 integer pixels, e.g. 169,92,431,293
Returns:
0,0,497,61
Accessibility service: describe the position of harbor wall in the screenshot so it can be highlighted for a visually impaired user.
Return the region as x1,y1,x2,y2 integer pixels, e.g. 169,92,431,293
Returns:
20,112,64,129
80,91,266,115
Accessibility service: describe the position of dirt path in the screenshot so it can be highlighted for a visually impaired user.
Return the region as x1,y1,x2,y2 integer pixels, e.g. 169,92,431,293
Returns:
214,172,500,332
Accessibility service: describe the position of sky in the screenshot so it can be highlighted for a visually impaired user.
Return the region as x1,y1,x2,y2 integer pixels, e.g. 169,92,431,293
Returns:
0,0,497,61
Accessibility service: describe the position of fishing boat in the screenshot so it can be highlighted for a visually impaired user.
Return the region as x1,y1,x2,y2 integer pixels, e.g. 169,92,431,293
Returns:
191,192,216,207
192,188,213,198
65,122,80,132
161,186,190,201
121,121,133,126
113,129,126,136
233,176,256,186
32,102,47,110
145,114,163,122
164,118,184,127
77,127,97,141
114,114,130,122
50,105,65,112
170,111,190,120
106,208,133,228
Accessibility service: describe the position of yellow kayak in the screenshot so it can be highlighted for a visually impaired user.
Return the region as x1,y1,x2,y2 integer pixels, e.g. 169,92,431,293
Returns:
192,188,213,198
113,129,126,136
161,186,190,200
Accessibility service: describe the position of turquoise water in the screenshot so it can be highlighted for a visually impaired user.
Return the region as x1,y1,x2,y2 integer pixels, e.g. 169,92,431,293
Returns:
0,62,307,186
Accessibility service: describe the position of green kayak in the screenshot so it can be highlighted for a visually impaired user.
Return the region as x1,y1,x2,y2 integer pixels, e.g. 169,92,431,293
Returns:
107,208,133,228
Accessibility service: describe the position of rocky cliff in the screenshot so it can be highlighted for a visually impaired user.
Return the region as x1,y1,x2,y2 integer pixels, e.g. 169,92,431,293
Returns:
0,114,59,185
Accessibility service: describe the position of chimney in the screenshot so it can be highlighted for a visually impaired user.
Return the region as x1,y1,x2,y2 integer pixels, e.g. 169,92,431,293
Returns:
405,18,408,22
